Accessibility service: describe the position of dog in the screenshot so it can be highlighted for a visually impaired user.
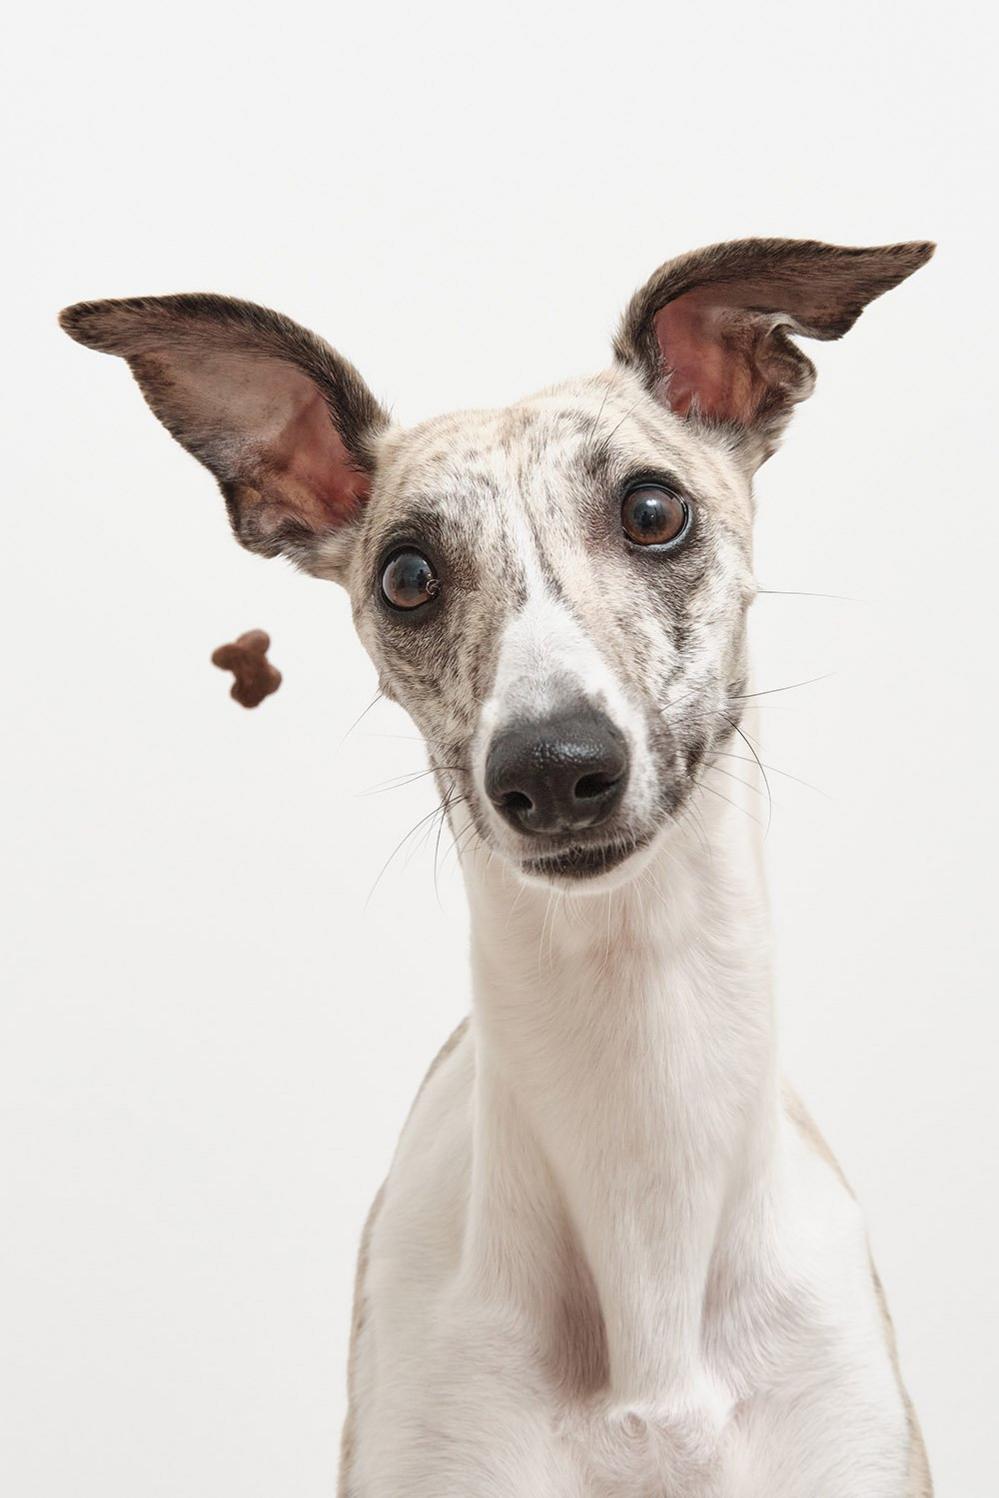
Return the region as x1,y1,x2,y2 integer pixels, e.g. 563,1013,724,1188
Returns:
61,236,934,1496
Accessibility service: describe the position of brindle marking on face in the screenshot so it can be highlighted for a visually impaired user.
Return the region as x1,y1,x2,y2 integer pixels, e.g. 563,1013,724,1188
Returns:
339,370,756,879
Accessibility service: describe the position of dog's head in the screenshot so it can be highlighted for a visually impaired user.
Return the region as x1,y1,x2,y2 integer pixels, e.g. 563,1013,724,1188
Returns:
61,238,932,889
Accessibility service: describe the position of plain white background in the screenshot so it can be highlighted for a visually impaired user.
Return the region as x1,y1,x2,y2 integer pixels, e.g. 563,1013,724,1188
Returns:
2,2,996,1492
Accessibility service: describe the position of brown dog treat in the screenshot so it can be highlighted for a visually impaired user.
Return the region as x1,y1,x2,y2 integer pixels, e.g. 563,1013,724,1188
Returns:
211,629,282,708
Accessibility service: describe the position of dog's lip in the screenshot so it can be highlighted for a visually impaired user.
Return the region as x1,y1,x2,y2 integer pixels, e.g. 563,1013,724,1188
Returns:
521,833,649,881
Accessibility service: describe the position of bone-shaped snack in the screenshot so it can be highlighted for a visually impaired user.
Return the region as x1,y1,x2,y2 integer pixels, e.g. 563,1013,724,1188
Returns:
211,629,281,708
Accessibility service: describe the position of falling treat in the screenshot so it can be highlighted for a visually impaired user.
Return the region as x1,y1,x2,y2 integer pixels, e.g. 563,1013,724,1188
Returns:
211,629,282,708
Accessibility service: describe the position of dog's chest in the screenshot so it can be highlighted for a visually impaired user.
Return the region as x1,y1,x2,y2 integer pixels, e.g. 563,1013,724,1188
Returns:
349,1033,911,1498
557,1407,733,1498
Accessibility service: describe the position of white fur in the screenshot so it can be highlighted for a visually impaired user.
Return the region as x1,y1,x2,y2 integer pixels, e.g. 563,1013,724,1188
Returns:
345,624,914,1497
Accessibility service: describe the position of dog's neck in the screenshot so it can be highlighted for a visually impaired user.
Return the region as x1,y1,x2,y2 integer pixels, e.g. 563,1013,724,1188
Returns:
459,778,779,1415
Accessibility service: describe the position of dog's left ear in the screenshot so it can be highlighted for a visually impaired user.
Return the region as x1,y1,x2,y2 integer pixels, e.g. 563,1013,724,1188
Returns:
614,237,934,464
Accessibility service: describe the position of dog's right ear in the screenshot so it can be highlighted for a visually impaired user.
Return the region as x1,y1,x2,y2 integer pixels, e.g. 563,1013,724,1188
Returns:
59,294,391,577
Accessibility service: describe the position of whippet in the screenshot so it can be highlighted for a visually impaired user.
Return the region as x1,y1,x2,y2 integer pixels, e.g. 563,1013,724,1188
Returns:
61,236,934,1496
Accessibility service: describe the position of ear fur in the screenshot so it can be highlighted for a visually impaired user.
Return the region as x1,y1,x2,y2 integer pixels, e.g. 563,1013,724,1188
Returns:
59,293,390,572
615,238,934,462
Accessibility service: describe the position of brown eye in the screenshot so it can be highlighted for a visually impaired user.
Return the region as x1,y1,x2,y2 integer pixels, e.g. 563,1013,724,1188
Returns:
380,549,440,611
621,484,690,547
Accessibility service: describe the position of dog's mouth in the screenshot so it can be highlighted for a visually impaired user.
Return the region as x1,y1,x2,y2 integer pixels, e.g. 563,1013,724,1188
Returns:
520,832,652,884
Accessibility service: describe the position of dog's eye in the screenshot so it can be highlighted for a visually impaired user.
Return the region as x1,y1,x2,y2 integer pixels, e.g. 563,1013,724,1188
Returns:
380,549,440,611
621,485,689,547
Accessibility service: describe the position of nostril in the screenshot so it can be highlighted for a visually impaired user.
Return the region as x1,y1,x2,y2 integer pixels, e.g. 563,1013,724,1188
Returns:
500,790,534,819
574,770,621,802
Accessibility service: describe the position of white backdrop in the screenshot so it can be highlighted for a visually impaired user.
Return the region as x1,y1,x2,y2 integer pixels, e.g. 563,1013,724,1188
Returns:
2,3,996,1493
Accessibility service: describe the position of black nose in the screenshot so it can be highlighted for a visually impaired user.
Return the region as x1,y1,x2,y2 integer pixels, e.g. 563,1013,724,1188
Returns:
485,709,629,836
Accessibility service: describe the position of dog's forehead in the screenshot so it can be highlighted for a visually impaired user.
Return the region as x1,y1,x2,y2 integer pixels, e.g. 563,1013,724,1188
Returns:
367,372,750,552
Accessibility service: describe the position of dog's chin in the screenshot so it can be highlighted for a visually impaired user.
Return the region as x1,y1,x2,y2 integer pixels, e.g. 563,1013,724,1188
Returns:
513,828,660,894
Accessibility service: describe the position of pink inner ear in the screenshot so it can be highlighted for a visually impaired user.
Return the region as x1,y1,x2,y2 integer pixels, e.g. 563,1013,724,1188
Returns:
653,293,765,426
278,386,371,529
169,348,372,534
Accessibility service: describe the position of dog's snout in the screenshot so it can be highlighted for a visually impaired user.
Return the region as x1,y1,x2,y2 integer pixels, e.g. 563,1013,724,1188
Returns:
485,709,629,836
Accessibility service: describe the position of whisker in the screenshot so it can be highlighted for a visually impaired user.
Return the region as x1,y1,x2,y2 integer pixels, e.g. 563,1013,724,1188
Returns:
720,714,773,836
682,704,795,727
697,777,766,830
602,396,646,446
730,673,833,702
365,796,460,907
433,781,462,904
444,815,480,871
681,798,714,866
644,857,674,916
661,678,710,715
706,762,767,799
587,381,612,445
362,764,463,796
504,872,528,934
712,751,829,799
757,588,862,603
337,690,384,750
408,795,456,866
